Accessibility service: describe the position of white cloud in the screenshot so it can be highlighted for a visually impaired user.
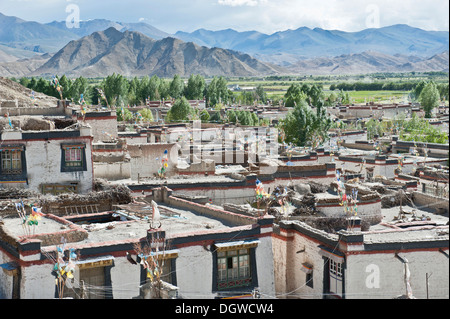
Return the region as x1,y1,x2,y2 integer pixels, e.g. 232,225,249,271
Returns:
218,0,265,7
0,0,448,33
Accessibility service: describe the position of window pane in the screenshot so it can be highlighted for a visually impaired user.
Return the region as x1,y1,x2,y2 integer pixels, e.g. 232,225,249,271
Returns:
239,249,248,255
1,150,21,173
218,258,227,282
228,268,238,280
217,248,251,290
160,259,173,284
65,148,83,167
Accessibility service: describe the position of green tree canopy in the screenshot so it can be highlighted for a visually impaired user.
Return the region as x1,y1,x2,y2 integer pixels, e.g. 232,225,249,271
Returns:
412,80,427,101
255,84,267,104
102,73,129,107
206,76,229,107
226,110,238,124
139,108,154,122
280,100,332,147
71,76,90,103
169,74,185,99
166,97,193,122
284,84,306,108
116,108,133,122
199,109,210,123
419,82,440,118
209,111,223,124
185,74,206,100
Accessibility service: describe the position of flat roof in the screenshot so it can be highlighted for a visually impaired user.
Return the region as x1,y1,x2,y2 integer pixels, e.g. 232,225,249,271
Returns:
1,202,234,248
110,174,242,186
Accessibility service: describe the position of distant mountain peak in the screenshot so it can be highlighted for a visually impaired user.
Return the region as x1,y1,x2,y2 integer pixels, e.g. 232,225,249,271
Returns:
175,24,449,64
30,28,285,78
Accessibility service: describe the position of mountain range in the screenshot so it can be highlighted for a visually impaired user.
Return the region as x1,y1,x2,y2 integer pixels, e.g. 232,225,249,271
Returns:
0,12,448,77
174,25,449,64
288,50,449,75
29,27,283,78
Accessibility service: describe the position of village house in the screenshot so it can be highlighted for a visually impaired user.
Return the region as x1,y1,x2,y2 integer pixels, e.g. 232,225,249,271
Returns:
327,103,421,120
0,187,275,299
0,124,94,195
272,207,449,299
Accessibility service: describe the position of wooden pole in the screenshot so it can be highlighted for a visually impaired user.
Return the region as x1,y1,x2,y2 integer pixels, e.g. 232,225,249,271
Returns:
81,280,86,299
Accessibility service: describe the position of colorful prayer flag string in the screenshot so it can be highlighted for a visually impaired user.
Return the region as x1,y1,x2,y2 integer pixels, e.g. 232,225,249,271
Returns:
158,149,169,178
15,202,45,236
51,76,63,100
335,170,358,216
5,112,13,129
52,238,78,299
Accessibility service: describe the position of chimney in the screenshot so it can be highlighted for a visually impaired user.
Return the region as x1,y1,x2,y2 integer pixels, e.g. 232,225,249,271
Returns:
347,216,362,232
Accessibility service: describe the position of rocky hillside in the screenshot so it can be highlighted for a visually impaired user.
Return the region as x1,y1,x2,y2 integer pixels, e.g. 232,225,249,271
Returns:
287,50,450,75
31,27,285,78
0,53,52,77
0,76,58,108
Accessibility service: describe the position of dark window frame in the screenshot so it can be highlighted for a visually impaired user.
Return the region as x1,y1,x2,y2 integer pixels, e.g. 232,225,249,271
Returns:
212,246,258,293
61,144,87,172
0,146,27,183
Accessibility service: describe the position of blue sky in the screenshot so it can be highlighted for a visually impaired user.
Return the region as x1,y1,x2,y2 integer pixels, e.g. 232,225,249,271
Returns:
1,0,448,34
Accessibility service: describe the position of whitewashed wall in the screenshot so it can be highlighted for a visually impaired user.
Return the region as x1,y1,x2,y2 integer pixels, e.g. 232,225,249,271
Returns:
20,264,56,299
25,138,93,194
273,223,450,299
175,245,214,299
345,250,449,299
255,235,276,298
109,256,141,299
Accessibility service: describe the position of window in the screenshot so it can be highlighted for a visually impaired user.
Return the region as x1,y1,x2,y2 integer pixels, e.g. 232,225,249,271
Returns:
63,258,113,299
78,267,107,299
160,259,173,284
1,150,22,174
143,258,174,285
139,249,178,286
65,148,83,167
329,259,343,297
306,272,314,288
301,263,314,288
217,249,251,290
41,183,79,195
61,144,86,172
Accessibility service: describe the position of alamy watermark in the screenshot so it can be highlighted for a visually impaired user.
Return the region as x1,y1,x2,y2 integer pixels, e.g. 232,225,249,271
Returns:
365,4,380,29
66,2,80,29
164,120,280,175
365,264,381,289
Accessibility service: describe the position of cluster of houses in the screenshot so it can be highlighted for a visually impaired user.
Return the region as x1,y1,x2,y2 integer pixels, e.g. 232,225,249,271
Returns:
0,85,448,299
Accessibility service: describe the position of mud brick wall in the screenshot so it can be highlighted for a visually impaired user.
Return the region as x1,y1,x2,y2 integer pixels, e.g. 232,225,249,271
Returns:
42,198,113,216
16,214,89,246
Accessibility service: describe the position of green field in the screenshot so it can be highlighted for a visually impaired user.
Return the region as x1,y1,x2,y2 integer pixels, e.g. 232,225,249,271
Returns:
346,90,410,104
226,72,450,104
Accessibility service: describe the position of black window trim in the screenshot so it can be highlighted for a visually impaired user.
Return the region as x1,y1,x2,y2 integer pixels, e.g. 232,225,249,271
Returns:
61,144,87,173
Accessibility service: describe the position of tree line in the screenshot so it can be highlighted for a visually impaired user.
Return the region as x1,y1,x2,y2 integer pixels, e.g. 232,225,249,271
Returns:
284,82,351,107
330,80,448,101
15,74,231,108
330,81,418,92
